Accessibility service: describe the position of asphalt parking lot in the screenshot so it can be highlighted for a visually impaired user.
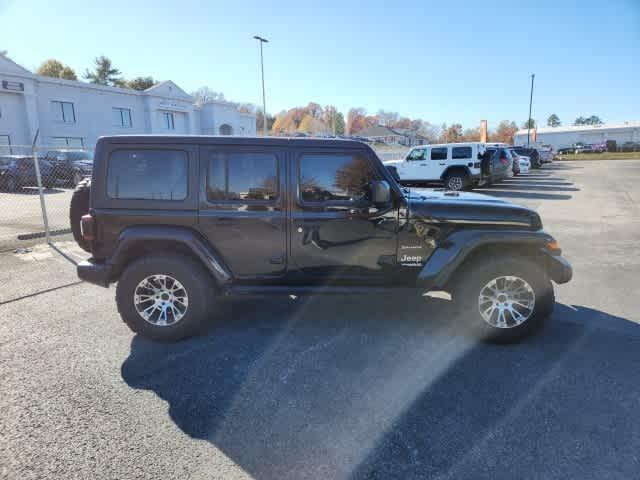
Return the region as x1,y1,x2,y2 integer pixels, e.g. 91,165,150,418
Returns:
0,187,74,251
2,160,640,479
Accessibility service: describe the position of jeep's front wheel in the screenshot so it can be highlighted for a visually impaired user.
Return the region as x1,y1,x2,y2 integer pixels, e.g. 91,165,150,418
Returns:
116,254,214,341
452,257,554,343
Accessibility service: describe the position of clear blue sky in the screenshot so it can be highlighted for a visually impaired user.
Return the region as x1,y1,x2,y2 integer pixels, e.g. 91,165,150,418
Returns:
2,0,638,129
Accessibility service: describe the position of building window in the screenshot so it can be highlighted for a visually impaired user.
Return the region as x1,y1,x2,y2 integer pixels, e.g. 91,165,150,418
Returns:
52,137,84,148
219,124,233,136
52,101,75,123
207,152,278,202
0,135,10,155
112,107,132,128
163,112,175,130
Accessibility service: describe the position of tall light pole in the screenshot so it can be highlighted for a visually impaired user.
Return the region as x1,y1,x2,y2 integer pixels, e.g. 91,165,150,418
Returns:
527,73,535,146
253,35,268,136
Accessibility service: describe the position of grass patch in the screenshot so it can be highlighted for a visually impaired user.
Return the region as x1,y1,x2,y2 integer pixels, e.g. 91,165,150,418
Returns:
557,151,640,161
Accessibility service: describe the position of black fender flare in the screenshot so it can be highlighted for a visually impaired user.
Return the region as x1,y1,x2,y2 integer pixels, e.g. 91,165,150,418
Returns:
417,229,571,289
108,225,233,286
440,166,472,181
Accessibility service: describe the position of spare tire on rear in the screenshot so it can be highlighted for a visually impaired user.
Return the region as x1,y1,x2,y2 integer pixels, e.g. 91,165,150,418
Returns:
70,178,91,252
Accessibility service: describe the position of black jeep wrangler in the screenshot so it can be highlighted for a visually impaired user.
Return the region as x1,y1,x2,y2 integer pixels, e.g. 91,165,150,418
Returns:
73,135,572,342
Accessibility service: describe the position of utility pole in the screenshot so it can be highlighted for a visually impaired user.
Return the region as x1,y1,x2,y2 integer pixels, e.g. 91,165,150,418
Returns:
527,73,535,146
253,35,269,136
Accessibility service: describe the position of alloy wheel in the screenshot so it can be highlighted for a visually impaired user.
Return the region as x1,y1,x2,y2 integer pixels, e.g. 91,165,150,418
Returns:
447,176,463,191
134,274,189,326
477,275,535,328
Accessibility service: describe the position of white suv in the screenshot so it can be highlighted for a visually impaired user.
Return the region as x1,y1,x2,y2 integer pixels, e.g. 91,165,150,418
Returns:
385,142,487,191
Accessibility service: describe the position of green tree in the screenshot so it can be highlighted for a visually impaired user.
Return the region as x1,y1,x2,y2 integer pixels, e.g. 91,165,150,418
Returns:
585,115,603,125
37,59,77,80
60,66,77,80
334,112,345,135
255,109,275,133
522,118,536,129
127,76,155,90
574,116,586,125
547,114,561,127
83,56,125,87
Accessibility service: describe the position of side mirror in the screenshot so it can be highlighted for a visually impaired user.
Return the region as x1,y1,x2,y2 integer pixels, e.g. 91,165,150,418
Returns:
371,180,391,205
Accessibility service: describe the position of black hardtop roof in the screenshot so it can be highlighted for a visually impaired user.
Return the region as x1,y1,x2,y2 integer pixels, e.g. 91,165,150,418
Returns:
97,135,369,149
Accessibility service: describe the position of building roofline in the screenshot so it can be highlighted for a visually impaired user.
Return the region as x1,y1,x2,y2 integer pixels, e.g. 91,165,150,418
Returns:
0,54,33,75
515,121,640,135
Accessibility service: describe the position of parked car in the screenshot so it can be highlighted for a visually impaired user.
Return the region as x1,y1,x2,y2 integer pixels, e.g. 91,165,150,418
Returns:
591,142,607,153
384,142,488,191
576,144,595,154
483,145,514,182
557,146,574,155
72,135,572,343
509,149,522,176
42,149,93,187
0,155,55,191
516,154,531,173
512,146,542,168
621,142,640,152
538,146,554,163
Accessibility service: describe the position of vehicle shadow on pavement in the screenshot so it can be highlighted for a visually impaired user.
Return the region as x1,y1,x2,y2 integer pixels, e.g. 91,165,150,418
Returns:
121,300,640,480
487,184,580,192
476,190,573,201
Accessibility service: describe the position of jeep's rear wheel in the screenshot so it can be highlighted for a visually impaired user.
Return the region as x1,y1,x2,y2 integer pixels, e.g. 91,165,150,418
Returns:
452,257,554,343
116,254,213,341
444,172,468,191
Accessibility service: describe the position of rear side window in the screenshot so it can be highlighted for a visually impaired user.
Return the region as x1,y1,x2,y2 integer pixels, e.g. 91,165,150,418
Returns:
107,150,187,200
430,147,447,160
207,152,278,201
452,147,472,159
299,153,377,203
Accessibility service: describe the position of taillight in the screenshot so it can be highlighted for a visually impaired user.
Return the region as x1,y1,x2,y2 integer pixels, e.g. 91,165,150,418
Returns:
80,214,96,241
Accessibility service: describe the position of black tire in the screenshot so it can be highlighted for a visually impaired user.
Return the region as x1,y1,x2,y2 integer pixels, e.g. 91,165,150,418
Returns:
444,171,468,191
116,254,214,342
69,178,92,252
451,256,554,343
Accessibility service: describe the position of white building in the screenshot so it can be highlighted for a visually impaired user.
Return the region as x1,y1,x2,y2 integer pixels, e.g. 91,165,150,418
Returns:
0,55,256,152
514,122,640,150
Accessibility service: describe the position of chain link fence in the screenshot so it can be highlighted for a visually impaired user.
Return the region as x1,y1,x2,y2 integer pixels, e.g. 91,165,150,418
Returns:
0,144,93,251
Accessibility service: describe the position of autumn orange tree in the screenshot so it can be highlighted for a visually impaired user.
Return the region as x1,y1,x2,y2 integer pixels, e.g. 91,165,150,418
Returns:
490,120,518,144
